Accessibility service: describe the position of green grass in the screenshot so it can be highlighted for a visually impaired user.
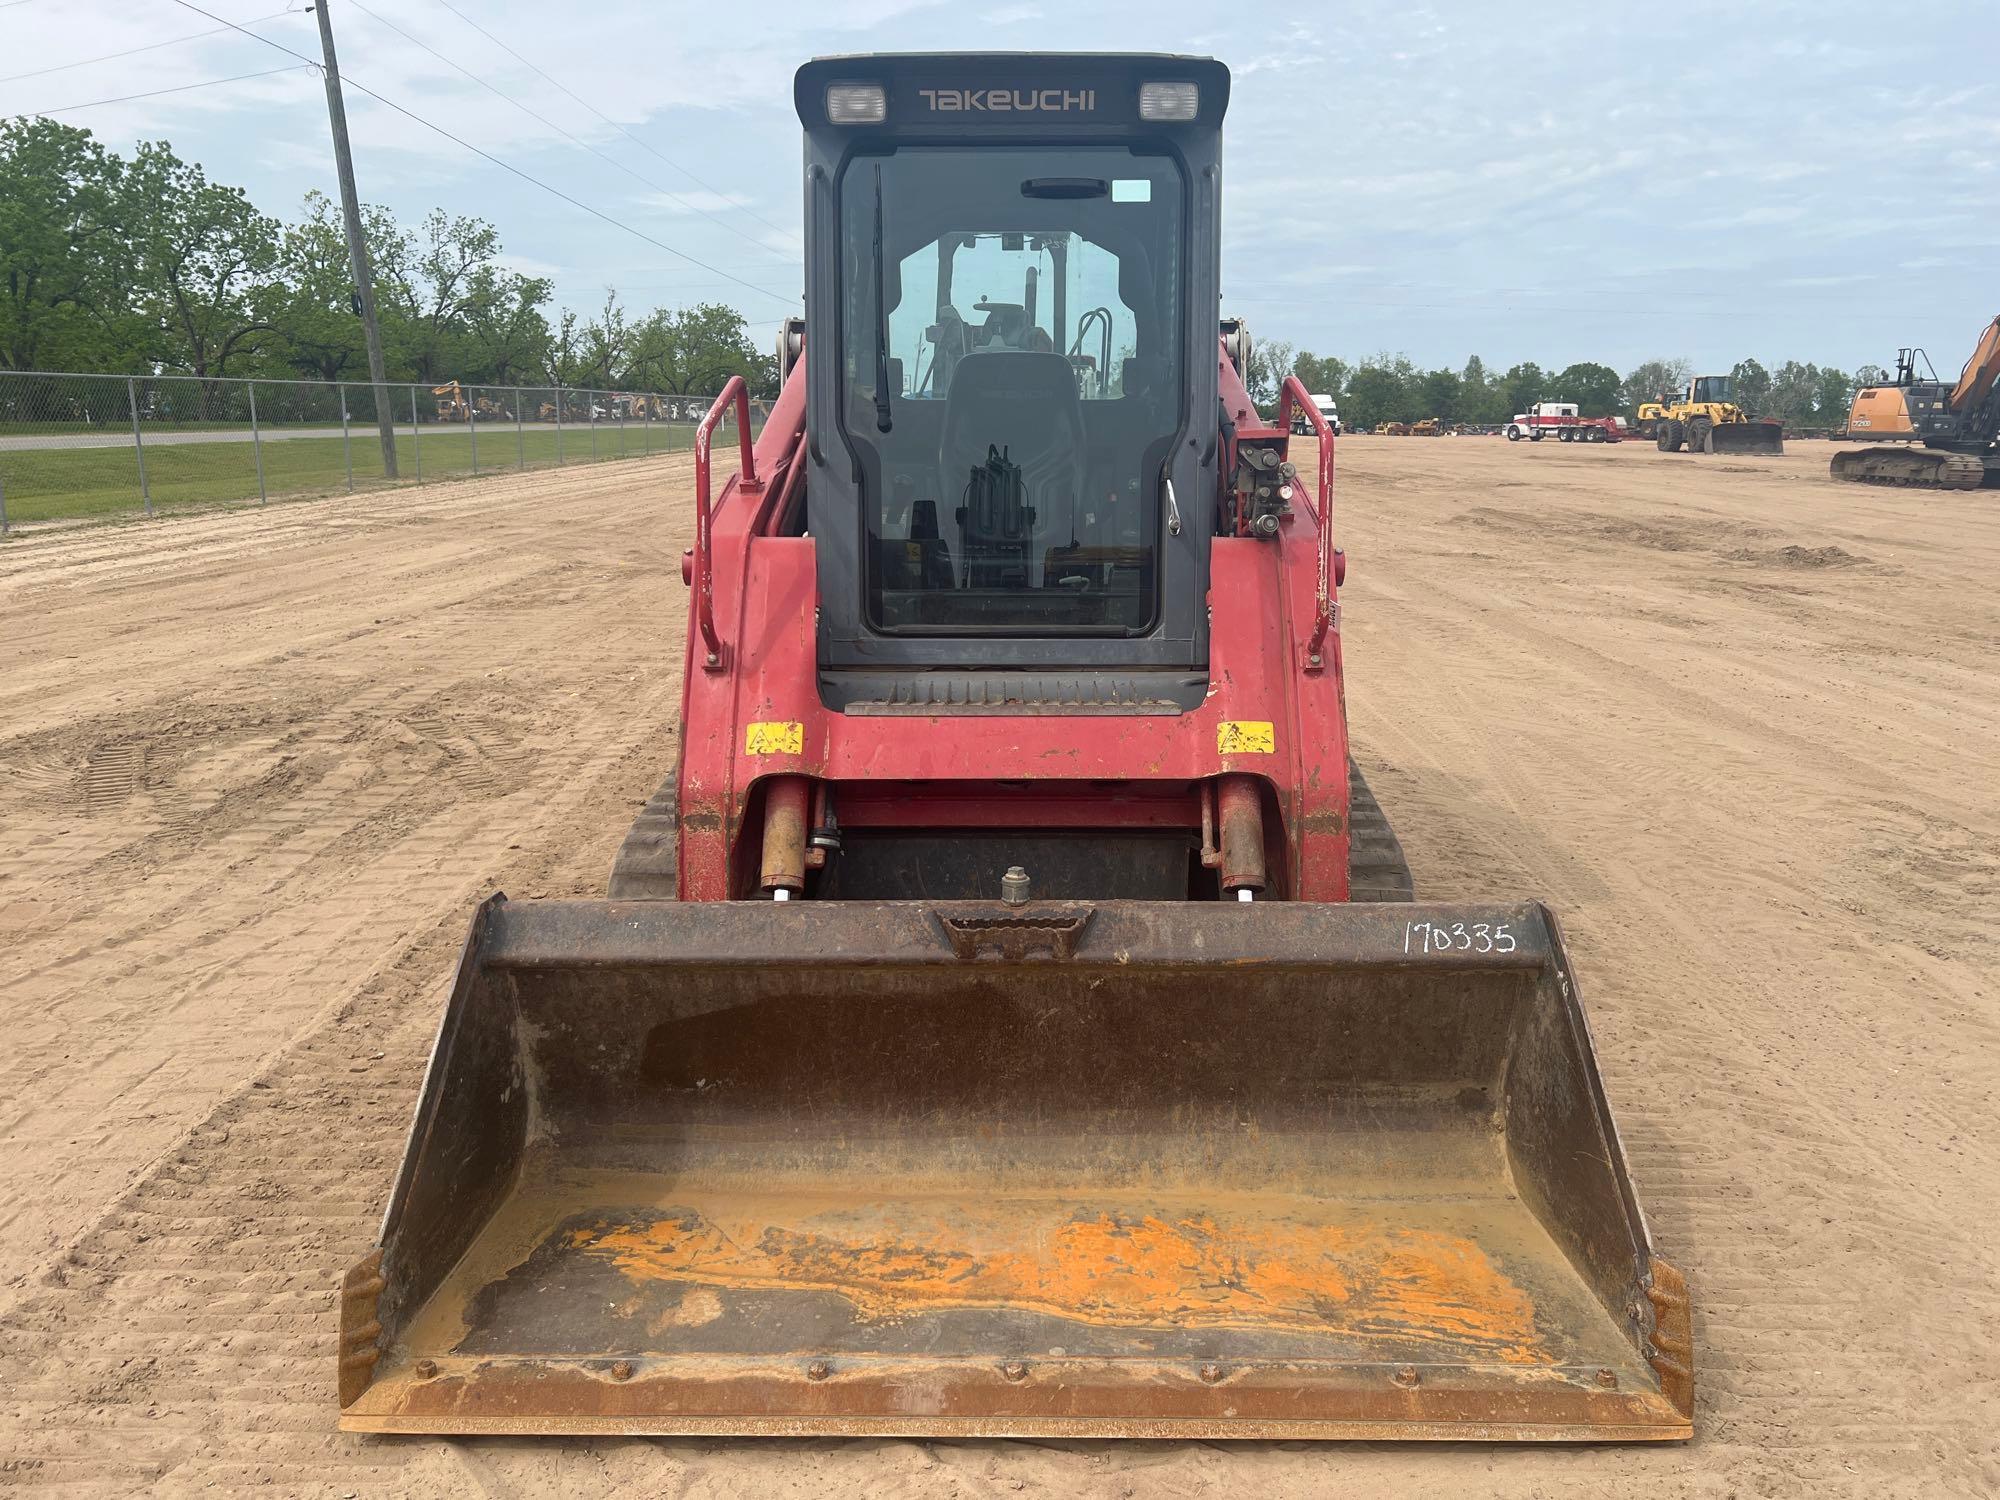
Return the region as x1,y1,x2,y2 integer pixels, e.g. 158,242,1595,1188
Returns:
0,421,735,526
0,419,303,437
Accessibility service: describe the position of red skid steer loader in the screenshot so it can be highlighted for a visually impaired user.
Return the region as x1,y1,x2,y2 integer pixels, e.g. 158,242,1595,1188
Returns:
337,53,1693,1442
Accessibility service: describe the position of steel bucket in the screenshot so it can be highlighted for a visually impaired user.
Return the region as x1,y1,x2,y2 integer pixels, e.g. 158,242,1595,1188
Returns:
338,897,1691,1440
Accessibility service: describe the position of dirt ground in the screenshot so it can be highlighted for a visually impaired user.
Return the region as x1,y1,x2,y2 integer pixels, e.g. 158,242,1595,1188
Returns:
0,437,1994,1496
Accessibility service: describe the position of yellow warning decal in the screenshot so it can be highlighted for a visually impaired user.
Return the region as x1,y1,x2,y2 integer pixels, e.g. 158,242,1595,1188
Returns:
745,721,804,755
1217,721,1276,754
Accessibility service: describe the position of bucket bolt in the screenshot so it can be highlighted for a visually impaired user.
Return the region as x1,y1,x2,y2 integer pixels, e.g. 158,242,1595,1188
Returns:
1197,1362,1224,1384
611,1360,634,1382
1000,866,1032,905
806,1359,832,1382
1595,1368,1619,1389
1002,1360,1029,1383
1392,1365,1421,1389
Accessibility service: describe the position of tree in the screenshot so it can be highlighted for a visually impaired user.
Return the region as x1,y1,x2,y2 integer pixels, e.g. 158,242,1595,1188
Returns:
7,121,1907,421
572,290,632,390
124,142,282,381
624,302,775,397
1765,360,1823,427
1730,358,1771,414
1497,362,1546,422
1813,366,1856,426
1344,353,1418,429
1554,361,1621,417
1457,355,1502,423
461,262,552,387
1620,357,1692,413
270,191,363,383
1293,351,1348,399
1416,367,1460,421
542,307,584,388
268,189,411,384
1853,363,1889,389
0,118,133,371
1245,337,1294,408
375,208,510,385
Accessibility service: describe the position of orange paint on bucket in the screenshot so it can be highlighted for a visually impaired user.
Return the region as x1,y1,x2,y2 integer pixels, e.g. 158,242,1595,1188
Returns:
567,1204,1543,1360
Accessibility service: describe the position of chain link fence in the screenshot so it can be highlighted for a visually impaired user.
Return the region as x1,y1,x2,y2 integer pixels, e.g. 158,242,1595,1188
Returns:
0,370,770,531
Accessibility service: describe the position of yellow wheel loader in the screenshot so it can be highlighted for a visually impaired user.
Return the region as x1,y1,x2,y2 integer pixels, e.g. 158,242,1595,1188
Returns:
1651,375,1783,455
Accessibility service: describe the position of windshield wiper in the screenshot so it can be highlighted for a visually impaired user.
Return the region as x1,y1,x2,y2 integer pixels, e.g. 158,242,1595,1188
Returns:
872,163,892,433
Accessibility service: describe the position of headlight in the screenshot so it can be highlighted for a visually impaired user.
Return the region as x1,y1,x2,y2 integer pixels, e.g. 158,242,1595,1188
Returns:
825,84,886,124
1138,81,1199,121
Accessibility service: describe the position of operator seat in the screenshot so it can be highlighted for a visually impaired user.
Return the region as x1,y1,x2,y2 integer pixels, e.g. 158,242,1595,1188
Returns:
939,351,1086,589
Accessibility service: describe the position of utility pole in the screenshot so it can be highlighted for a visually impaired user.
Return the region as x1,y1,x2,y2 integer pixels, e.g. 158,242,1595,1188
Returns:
312,0,398,478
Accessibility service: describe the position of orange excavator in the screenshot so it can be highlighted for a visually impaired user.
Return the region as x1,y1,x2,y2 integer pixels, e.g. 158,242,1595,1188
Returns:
335,53,1692,1444
1834,314,2000,488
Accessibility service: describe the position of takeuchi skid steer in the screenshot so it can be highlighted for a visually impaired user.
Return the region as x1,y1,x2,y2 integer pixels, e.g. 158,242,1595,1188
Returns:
337,53,1693,1442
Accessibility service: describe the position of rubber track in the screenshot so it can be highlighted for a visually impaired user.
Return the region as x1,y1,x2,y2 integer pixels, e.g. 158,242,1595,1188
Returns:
1347,756,1415,902
610,755,1416,903
1830,448,1990,489
606,754,679,898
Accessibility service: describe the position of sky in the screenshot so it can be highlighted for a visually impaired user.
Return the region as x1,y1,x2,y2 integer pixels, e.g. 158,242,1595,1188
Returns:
4,0,1997,377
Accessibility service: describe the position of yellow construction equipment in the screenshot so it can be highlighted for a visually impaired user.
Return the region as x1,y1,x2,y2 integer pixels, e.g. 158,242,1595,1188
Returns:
1649,375,1783,455
432,381,469,422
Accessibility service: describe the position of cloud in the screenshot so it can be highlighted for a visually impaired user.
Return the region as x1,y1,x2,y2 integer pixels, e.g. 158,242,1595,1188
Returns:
496,252,565,280
634,189,761,216
4,0,1996,364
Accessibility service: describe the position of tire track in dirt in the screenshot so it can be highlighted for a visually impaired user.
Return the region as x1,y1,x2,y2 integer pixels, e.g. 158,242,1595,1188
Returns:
0,460,693,1291
0,711,668,1495
2,441,1996,1498
1339,440,1998,1495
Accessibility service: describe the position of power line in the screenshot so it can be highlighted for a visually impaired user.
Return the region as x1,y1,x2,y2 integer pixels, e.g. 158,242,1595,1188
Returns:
343,0,789,266
161,0,797,309
425,0,796,244
35,64,313,116
335,78,796,307
0,8,300,88
163,0,321,67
